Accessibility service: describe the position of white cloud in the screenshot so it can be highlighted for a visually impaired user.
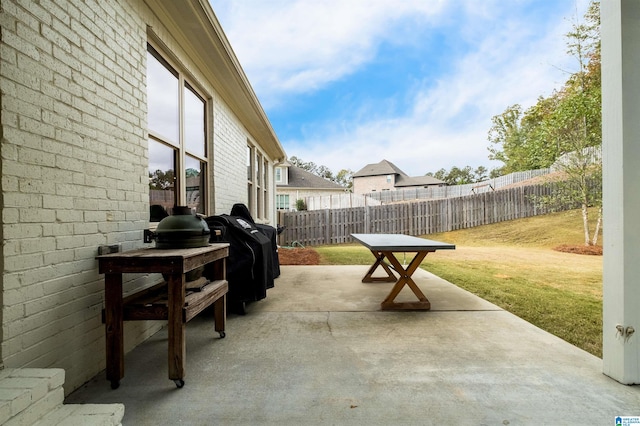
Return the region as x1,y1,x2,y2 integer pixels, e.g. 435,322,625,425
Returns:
283,7,584,175
211,0,593,176
211,0,447,105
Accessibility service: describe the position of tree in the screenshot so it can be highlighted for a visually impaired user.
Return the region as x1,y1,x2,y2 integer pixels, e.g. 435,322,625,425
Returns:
519,94,564,168
474,166,489,182
488,95,566,173
185,168,200,177
533,1,602,246
334,169,354,189
426,165,488,185
487,1,601,177
149,169,175,190
487,104,526,173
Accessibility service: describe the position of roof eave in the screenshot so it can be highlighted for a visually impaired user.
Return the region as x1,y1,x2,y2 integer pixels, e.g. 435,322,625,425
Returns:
145,0,286,161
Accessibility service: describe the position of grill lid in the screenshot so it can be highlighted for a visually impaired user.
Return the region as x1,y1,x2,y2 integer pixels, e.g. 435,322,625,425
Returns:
155,206,211,249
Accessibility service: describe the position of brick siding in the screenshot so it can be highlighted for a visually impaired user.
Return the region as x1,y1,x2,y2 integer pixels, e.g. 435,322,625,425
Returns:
353,175,396,194
1,0,275,393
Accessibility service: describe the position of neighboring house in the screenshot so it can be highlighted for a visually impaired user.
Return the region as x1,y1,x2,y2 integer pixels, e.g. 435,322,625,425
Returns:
276,163,346,210
0,0,285,394
352,160,445,195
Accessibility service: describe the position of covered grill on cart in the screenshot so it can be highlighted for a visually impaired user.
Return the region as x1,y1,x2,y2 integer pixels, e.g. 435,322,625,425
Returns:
204,204,279,313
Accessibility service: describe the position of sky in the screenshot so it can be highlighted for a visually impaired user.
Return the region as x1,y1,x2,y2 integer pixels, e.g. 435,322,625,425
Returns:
209,0,591,177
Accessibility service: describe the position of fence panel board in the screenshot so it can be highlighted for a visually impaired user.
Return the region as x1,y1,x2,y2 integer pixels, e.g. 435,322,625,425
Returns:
279,183,572,246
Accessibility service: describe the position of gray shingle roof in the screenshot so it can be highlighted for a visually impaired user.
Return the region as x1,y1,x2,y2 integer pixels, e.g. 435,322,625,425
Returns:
353,160,444,187
279,166,345,190
353,159,445,186
353,159,407,178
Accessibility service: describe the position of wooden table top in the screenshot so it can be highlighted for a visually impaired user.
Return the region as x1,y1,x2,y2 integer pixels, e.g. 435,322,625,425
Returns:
96,244,229,260
96,243,229,274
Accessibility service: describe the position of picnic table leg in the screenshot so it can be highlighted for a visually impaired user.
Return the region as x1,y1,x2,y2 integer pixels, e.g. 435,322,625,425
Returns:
361,250,397,283
380,251,431,310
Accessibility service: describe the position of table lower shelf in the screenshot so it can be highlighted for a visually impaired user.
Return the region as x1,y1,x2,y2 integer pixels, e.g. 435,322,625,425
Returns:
102,279,228,323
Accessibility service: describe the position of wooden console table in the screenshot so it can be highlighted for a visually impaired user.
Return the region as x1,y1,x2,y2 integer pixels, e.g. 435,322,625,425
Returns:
97,244,229,389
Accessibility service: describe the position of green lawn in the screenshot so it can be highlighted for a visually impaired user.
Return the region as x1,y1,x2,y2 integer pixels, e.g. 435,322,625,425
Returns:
315,209,603,357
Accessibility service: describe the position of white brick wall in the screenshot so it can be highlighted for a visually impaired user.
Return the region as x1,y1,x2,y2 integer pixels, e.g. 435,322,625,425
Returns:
1,0,280,394
212,98,250,214
1,0,150,394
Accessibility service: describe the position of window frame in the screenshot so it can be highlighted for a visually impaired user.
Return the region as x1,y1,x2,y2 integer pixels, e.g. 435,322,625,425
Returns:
247,143,271,221
147,43,209,219
276,194,290,210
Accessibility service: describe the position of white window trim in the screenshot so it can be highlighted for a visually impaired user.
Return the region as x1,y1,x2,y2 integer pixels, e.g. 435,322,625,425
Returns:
147,42,210,217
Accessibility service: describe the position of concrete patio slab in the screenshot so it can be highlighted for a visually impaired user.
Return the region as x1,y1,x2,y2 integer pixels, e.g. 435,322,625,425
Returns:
66,265,640,425
254,266,498,312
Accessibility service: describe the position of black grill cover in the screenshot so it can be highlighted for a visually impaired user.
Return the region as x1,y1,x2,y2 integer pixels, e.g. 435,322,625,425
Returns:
230,203,280,278
204,214,274,308
256,223,280,279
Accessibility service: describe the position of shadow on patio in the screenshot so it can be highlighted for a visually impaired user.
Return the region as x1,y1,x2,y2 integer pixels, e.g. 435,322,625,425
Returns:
66,265,640,425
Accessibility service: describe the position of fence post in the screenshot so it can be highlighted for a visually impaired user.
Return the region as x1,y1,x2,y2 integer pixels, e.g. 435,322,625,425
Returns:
278,210,285,246
324,209,331,245
365,205,371,233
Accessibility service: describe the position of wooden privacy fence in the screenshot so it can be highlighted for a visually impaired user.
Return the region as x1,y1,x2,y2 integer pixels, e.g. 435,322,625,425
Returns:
278,183,560,247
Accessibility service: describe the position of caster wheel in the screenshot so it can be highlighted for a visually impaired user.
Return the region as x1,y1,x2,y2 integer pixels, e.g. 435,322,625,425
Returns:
174,379,185,388
219,331,226,338
110,380,120,390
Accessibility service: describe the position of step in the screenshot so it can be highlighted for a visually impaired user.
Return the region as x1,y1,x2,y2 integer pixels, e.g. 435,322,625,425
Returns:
0,368,124,426
33,403,125,426
0,368,65,425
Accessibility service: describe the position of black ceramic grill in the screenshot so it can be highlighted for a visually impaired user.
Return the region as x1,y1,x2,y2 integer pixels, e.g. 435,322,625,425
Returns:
154,206,211,249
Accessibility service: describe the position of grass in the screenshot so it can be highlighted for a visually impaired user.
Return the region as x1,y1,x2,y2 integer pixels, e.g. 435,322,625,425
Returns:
315,209,603,357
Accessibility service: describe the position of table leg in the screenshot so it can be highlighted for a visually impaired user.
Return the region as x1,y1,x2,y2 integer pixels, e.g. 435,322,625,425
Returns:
214,294,227,338
167,273,186,386
361,250,397,283
104,273,124,389
211,258,226,337
380,251,431,310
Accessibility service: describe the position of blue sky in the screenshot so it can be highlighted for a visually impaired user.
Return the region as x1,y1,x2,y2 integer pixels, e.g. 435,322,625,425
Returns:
209,0,590,177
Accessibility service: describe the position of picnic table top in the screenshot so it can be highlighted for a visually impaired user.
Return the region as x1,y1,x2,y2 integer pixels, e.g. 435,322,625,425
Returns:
351,233,455,252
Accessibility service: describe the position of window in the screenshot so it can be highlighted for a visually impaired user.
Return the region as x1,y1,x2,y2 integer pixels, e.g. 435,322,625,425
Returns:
386,175,393,183
246,144,270,220
256,153,262,217
263,158,268,218
147,44,207,218
276,194,290,210
275,167,282,183
247,145,253,211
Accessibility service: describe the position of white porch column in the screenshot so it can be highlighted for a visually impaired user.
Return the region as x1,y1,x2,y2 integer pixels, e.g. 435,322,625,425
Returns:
601,0,640,384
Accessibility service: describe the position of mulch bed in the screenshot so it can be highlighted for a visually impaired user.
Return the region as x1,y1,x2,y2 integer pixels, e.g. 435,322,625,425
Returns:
278,247,320,265
552,244,603,256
